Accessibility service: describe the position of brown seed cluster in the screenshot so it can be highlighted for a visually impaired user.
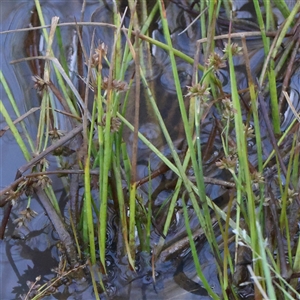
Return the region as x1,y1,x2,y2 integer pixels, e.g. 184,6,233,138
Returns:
101,77,129,92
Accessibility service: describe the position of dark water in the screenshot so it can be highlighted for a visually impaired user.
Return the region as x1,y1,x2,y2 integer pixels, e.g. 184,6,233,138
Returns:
0,2,90,299
0,0,299,299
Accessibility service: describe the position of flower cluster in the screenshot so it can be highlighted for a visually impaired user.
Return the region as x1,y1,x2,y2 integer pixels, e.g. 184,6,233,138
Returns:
243,124,255,138
102,77,128,92
99,114,122,133
91,42,108,68
216,155,238,171
223,42,243,56
206,52,226,72
251,171,264,184
186,83,210,100
222,97,236,120
32,75,48,92
13,207,38,229
49,128,65,140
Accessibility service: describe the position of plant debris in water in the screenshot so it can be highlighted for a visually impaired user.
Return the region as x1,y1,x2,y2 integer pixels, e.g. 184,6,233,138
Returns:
1,0,300,299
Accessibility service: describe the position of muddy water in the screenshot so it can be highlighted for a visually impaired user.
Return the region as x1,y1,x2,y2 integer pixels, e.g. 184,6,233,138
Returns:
0,0,299,299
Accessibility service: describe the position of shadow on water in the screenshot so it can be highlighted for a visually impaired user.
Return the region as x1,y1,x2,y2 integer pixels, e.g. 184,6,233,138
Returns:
1,0,300,299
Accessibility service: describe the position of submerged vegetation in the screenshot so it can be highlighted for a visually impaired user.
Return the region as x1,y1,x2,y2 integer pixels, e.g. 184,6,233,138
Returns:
1,0,300,299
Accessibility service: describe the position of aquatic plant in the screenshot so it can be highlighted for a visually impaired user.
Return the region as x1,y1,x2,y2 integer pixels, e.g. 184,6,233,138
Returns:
1,0,300,299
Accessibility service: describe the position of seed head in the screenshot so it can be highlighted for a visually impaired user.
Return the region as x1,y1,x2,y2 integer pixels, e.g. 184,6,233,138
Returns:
32,75,48,92
206,52,226,71
186,83,210,100
102,77,128,92
99,114,122,133
222,97,236,120
243,124,255,138
91,42,108,68
223,42,243,56
216,155,238,171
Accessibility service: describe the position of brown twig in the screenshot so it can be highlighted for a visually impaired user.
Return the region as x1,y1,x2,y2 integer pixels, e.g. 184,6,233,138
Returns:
131,29,141,184
17,125,83,177
257,91,287,177
202,119,217,162
35,187,79,267
25,7,44,77
0,125,83,238
0,107,40,137
278,17,300,112
267,185,291,280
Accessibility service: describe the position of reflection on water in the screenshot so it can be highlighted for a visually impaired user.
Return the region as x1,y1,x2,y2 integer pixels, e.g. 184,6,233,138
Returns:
1,0,300,299
0,199,57,298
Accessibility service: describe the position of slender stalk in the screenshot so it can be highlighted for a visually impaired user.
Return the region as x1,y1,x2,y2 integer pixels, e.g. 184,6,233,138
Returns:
227,32,260,288
0,101,31,161
0,71,35,151
182,197,219,300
